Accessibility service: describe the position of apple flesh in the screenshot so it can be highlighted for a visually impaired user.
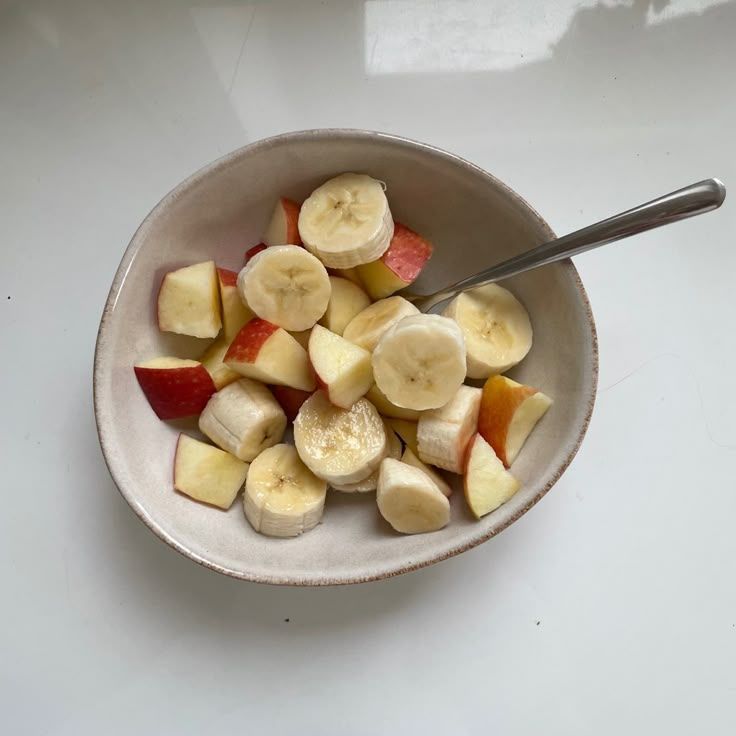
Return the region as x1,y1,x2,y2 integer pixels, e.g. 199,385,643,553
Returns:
309,324,373,409
478,375,553,467
319,276,372,336
357,222,433,300
463,433,520,518
262,197,302,246
199,337,241,390
173,434,248,509
270,385,314,422
134,357,216,420
157,260,221,338
224,318,316,391
217,267,254,340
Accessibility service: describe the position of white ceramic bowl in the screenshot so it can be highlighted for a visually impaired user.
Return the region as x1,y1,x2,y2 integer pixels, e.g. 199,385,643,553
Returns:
94,129,597,585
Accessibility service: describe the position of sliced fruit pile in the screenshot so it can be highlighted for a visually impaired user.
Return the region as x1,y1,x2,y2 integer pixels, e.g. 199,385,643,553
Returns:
134,173,552,538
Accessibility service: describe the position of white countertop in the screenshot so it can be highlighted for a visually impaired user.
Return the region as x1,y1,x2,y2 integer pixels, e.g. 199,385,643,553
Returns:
2,1,735,733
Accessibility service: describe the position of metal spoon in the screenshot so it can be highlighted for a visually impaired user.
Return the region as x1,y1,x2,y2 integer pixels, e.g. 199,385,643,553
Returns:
405,178,726,313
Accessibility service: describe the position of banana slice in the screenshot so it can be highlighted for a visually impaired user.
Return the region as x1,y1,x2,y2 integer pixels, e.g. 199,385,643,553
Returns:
417,385,481,473
237,245,331,331
199,378,287,462
342,296,419,352
385,420,404,459
442,284,532,378
376,458,450,534
372,314,466,411
386,417,419,455
298,173,394,269
244,444,327,537
331,421,402,493
293,391,387,485
366,383,421,421
401,447,453,497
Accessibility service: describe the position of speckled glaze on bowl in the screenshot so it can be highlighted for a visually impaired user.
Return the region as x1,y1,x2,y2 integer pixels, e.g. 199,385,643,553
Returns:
94,129,597,585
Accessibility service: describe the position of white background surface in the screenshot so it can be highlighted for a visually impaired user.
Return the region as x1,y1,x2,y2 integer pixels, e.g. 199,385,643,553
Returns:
2,1,735,733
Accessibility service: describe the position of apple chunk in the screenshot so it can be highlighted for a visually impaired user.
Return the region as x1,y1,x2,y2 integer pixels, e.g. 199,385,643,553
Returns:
357,222,433,300
319,276,371,336
464,433,520,518
309,324,373,409
262,197,302,246
134,357,216,420
199,337,241,390
224,318,316,391
478,375,553,467
217,267,254,340
173,434,248,509
157,260,221,338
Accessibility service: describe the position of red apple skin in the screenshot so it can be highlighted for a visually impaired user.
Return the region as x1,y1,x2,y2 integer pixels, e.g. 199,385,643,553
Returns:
478,375,538,467
311,366,335,406
281,198,302,245
224,318,280,364
245,244,268,263
383,223,433,281
314,371,329,395
270,385,313,421
217,267,238,288
134,364,216,420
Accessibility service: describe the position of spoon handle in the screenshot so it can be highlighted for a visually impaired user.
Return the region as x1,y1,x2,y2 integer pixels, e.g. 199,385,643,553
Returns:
415,178,726,311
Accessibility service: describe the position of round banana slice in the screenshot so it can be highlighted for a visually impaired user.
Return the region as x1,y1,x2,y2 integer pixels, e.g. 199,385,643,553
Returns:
331,420,402,493
342,296,419,352
372,314,466,411
244,444,327,538
237,245,331,331
298,173,394,269
293,391,387,485
442,284,532,378
376,458,450,534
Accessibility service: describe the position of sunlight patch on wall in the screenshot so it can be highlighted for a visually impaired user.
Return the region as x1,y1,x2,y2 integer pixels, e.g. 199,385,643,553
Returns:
364,0,616,75
646,0,731,26
364,0,730,75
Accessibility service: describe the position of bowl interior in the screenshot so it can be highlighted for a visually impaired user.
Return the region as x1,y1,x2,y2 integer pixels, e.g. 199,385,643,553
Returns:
94,130,597,584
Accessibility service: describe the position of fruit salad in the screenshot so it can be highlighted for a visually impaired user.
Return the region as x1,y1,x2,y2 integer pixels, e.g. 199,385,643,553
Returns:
134,173,552,537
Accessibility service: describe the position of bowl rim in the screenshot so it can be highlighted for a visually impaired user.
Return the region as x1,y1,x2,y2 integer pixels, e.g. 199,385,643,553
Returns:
93,128,598,586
